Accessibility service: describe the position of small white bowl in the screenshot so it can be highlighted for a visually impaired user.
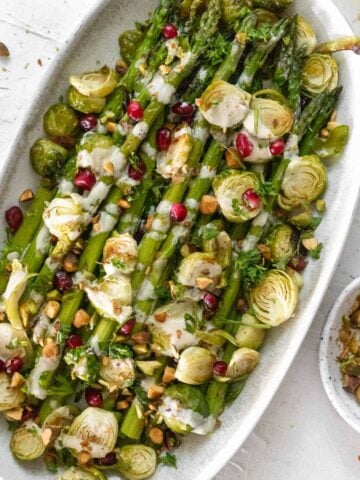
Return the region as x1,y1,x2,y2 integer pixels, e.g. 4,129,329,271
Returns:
320,276,360,432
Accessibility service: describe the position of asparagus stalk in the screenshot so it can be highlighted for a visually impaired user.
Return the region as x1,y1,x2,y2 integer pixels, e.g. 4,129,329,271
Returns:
119,0,176,93
273,17,295,89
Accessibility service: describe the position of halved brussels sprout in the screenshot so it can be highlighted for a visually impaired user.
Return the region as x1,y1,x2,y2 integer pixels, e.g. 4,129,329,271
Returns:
278,155,327,210
220,0,252,26
199,80,251,130
222,347,260,381
43,405,80,430
287,205,312,228
156,124,193,180
79,133,114,152
30,138,69,177
235,313,266,349
295,16,317,55
254,8,278,25
83,273,132,324
147,301,203,357
213,170,262,223
99,357,135,391
58,467,108,480
176,252,222,291
119,29,145,65
265,224,297,262
302,54,338,95
314,125,349,158
43,196,86,243
116,445,156,480
0,372,25,411
103,233,138,275
10,422,45,461
202,228,232,268
43,103,79,137
249,269,299,326
1,259,36,331
67,86,106,114
243,98,294,140
175,346,216,385
0,322,32,366
159,384,213,435
61,407,118,459
69,67,119,98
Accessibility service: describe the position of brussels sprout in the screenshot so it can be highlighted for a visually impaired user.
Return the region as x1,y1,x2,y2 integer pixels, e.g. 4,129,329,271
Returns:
43,197,86,243
43,405,80,430
79,133,114,152
0,323,32,366
159,384,213,434
10,422,45,461
119,29,145,65
199,80,251,129
116,444,156,480
176,252,222,291
224,347,260,381
67,86,106,114
254,9,278,25
43,103,79,137
235,313,266,349
220,0,252,26
58,467,108,480
302,54,338,95
83,273,133,324
0,372,25,411
30,138,68,177
213,170,262,223
99,357,135,391
295,16,317,55
253,0,292,10
314,125,349,158
278,155,327,210
70,66,119,98
103,233,138,275
1,259,36,331
147,301,203,357
287,205,312,228
249,269,299,326
265,224,297,262
175,347,216,385
243,98,294,140
61,407,118,458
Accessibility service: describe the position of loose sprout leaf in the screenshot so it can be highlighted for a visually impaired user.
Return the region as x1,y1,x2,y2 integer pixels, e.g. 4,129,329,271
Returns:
46,462,59,474
184,313,205,334
158,452,177,468
47,375,74,397
309,243,323,260
132,383,149,406
309,216,322,230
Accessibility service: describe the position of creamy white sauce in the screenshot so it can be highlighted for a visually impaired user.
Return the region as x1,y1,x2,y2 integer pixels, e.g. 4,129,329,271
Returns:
35,225,50,255
32,311,50,345
27,354,61,399
185,198,199,210
141,142,157,159
240,129,272,164
137,279,155,301
199,165,216,179
147,73,176,105
202,91,250,129
243,111,274,140
132,121,149,140
77,146,126,178
58,179,74,194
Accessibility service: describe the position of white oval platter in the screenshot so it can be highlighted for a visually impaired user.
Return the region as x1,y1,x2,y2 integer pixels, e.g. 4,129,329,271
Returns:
0,0,360,479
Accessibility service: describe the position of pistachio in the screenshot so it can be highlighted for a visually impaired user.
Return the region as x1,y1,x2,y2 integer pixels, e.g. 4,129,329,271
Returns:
0,42,10,57
301,237,318,251
199,195,219,215
119,199,131,209
162,366,176,384
44,300,60,319
149,427,164,445
147,385,165,400
73,309,91,328
62,252,78,273
154,311,167,323
43,340,59,359
19,189,34,203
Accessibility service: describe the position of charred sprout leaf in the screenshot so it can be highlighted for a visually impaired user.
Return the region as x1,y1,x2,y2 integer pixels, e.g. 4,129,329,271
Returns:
184,312,205,334
158,452,177,468
46,375,74,397
30,138,69,177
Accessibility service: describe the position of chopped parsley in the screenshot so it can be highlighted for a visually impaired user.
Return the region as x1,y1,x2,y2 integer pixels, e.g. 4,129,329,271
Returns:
309,243,323,260
158,452,177,468
236,249,267,290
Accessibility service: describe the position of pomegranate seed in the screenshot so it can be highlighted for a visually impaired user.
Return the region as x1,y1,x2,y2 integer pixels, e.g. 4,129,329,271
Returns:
170,203,187,222
5,206,23,233
203,293,219,312
236,298,249,314
53,270,73,292
74,169,96,191
80,114,98,132
127,100,144,121
5,356,23,375
95,452,117,466
242,189,261,210
156,128,172,151
85,387,103,407
236,133,253,158
162,24,178,39
181,115,194,127
0,359,6,373
128,161,146,181
164,429,177,450
67,334,83,349
119,318,136,336
288,255,307,272
213,360,228,377
270,138,286,156
21,406,39,423
172,101,194,116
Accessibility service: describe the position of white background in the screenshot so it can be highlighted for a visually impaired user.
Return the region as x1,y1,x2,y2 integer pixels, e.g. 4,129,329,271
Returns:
1,1,360,479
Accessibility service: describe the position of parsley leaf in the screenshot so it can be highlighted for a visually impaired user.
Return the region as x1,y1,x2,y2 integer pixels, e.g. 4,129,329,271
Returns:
208,34,230,66
309,243,323,260
109,343,133,359
56,323,71,345
247,23,273,43
202,226,220,241
158,452,177,468
155,285,171,302
236,249,267,290
46,375,74,397
309,216,322,230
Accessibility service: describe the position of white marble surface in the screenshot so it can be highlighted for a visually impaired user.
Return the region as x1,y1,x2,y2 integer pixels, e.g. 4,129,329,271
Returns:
1,1,360,479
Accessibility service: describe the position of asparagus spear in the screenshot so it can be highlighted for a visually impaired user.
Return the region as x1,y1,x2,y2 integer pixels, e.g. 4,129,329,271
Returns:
273,17,295,89
119,0,176,93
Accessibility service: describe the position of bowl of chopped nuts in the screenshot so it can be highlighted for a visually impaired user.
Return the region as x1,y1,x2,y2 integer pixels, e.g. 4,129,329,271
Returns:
320,276,360,433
